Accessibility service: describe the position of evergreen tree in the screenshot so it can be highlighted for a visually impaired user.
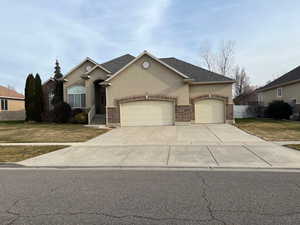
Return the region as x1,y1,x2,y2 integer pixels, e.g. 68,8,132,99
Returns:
54,60,63,79
51,60,64,105
24,74,32,121
25,74,36,121
34,74,43,121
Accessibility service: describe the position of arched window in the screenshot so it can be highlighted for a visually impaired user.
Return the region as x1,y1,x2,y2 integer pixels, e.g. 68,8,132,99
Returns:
67,86,86,108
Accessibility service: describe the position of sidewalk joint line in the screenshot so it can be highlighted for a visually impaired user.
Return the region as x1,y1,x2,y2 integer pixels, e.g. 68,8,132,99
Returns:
207,146,219,166
243,145,273,167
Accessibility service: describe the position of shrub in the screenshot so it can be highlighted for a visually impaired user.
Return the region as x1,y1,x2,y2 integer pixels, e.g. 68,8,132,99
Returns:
73,112,88,124
265,100,292,120
53,102,71,123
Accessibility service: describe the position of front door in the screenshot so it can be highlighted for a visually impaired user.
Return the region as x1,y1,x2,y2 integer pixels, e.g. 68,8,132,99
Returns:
95,82,106,114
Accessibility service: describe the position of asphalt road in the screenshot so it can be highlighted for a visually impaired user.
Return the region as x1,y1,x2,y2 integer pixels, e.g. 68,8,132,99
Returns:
0,169,300,225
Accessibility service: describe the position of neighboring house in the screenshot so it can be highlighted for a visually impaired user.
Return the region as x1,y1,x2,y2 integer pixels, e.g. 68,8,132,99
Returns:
233,90,258,105
0,85,25,121
257,66,300,112
54,50,234,126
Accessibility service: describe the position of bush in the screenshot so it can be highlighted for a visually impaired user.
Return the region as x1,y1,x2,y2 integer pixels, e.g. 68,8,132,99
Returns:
53,102,71,123
73,112,88,124
265,100,292,120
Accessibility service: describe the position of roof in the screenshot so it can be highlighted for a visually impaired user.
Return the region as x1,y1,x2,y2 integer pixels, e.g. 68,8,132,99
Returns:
258,66,300,91
99,53,234,83
0,85,24,99
160,57,234,83
101,54,135,74
105,51,190,82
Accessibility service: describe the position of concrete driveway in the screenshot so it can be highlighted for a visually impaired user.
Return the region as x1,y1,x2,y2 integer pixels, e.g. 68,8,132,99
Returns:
19,124,300,168
86,124,267,146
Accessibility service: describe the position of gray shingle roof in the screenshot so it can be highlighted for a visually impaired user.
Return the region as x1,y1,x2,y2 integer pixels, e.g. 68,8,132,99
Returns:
160,57,234,82
100,54,234,83
101,54,135,73
259,66,300,91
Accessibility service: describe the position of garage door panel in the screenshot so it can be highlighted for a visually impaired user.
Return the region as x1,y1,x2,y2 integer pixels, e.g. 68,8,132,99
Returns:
195,99,224,123
120,101,174,126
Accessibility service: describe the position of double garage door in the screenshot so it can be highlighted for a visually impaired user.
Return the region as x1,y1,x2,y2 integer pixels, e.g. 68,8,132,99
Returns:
120,99,224,126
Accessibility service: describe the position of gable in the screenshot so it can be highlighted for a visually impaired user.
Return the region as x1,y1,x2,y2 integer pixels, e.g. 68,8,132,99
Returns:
106,54,189,106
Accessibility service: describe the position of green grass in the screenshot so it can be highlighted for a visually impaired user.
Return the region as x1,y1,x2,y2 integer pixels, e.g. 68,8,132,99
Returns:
235,118,300,141
0,122,109,143
0,145,68,162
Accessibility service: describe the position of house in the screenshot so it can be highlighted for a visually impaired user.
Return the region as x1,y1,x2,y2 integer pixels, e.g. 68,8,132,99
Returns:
257,66,300,112
0,85,25,120
57,50,234,126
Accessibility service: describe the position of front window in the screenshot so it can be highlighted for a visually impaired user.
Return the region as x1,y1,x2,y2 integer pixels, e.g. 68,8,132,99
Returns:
277,88,282,97
0,99,8,110
67,86,86,108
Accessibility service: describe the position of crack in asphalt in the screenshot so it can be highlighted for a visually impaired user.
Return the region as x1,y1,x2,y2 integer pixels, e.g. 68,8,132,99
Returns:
195,173,228,225
213,209,300,217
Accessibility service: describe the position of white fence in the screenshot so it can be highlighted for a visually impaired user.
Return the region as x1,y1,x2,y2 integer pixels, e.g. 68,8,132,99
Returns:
234,105,254,118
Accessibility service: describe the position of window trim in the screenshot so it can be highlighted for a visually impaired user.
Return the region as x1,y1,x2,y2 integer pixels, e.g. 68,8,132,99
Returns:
67,86,86,108
277,87,282,97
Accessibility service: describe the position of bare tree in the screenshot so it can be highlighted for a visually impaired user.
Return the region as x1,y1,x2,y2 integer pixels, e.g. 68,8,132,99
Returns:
217,40,235,76
234,66,252,97
199,40,235,76
199,41,215,72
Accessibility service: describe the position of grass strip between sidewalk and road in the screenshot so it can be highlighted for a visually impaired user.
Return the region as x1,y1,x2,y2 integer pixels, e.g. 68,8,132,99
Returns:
0,145,68,162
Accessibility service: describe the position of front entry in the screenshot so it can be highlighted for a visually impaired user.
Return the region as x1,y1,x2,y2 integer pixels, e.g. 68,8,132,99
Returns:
94,80,106,114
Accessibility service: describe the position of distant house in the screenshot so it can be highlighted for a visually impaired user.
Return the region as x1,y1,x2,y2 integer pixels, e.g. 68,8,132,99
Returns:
257,66,300,112
0,85,25,120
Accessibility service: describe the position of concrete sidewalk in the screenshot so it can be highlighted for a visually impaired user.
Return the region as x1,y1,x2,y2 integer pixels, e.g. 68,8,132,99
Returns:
19,144,300,168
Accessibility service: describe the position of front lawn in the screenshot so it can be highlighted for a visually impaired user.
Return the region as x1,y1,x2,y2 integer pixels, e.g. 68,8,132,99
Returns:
0,121,108,143
0,145,68,162
235,118,300,141
285,144,300,151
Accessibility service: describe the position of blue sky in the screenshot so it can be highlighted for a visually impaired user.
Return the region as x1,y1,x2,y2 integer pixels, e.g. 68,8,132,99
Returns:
1,0,300,93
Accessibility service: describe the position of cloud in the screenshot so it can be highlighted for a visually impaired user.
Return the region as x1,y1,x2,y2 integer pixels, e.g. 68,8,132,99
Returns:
1,0,300,92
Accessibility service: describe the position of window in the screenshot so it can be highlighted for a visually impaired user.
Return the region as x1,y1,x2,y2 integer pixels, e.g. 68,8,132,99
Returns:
277,88,282,97
1,99,8,110
67,86,86,108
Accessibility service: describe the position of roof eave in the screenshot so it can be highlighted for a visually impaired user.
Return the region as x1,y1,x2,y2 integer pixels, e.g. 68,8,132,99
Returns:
190,80,235,85
257,79,300,92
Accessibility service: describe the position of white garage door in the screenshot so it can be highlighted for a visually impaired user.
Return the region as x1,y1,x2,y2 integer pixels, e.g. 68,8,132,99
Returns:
120,101,174,126
195,99,224,123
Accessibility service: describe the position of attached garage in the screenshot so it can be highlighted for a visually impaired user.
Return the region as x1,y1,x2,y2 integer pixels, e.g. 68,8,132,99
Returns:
194,99,225,123
120,101,174,126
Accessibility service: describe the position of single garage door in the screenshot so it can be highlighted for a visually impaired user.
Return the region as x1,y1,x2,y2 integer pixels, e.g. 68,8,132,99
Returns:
120,101,174,126
195,99,224,123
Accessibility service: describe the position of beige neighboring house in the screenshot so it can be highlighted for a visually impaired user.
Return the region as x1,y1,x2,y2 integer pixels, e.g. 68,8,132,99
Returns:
0,85,25,121
257,66,300,112
61,50,235,126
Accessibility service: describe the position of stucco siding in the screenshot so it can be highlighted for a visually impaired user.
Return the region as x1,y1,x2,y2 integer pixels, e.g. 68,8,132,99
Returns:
260,82,300,106
190,83,233,104
85,68,108,108
63,61,95,107
106,55,189,107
